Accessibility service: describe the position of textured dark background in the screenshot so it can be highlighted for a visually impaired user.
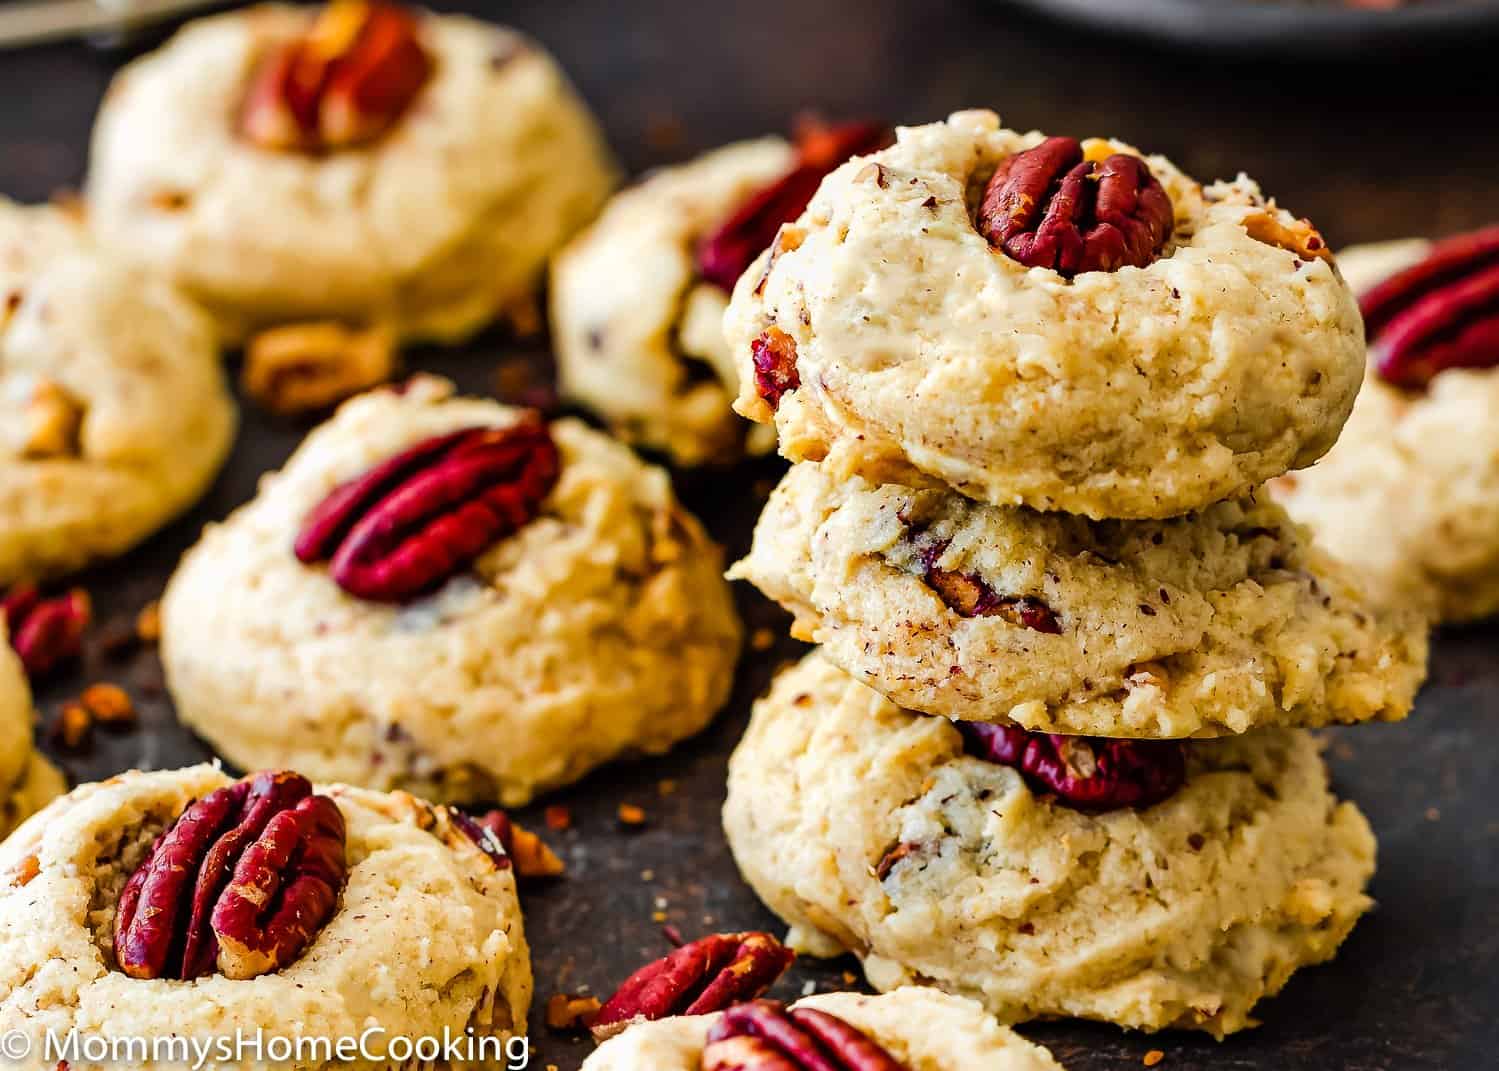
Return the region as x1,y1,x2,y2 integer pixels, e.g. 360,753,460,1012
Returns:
3,2,1498,1068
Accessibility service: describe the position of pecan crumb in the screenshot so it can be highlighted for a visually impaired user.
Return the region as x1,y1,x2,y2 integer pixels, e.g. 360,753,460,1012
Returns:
509,824,565,879
1143,1051,1165,1068
135,601,162,643
617,803,647,828
79,683,134,727
49,702,93,751
7,854,39,888
544,993,601,1032
750,627,776,651
543,804,572,832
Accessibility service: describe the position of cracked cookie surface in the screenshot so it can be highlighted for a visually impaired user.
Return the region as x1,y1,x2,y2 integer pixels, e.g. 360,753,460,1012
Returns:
160,377,742,806
726,110,1365,519
1271,240,1499,624
582,988,1063,1071
723,654,1376,1038
0,765,530,1071
88,5,616,345
551,137,790,465
732,463,1427,738
0,200,236,584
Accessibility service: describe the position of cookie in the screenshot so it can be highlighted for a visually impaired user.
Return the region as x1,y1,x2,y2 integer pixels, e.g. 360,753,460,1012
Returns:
1271,236,1499,624
161,376,742,806
582,988,1064,1071
723,654,1376,1038
725,109,1365,519
0,765,530,1069
732,462,1427,738
0,200,236,585
0,628,63,840
88,3,616,346
551,137,793,464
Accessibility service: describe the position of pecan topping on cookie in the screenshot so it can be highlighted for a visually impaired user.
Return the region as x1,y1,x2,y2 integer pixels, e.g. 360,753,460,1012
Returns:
701,1000,910,1071
958,722,1185,810
2,584,90,680
978,136,1174,277
114,770,348,980
294,422,560,602
913,537,1062,632
12,378,83,459
698,120,890,292
241,1,433,153
1357,224,1499,388
591,931,795,1040
751,327,801,410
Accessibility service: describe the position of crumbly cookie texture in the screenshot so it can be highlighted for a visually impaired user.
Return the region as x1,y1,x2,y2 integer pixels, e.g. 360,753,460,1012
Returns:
0,630,63,840
733,463,1427,738
582,988,1064,1071
726,109,1365,519
0,765,531,1071
0,200,236,584
551,137,790,465
1271,240,1499,624
88,4,616,346
724,655,1376,1038
160,377,742,806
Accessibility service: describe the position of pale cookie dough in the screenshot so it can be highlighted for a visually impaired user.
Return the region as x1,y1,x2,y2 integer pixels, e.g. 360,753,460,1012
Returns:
0,628,64,840
582,988,1064,1071
0,765,531,1070
0,199,236,584
88,4,617,346
161,376,742,806
726,109,1365,519
551,138,791,464
1271,239,1499,624
724,655,1376,1038
731,463,1428,738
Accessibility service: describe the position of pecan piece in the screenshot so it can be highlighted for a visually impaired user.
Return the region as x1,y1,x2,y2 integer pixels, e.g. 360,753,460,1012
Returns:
698,120,890,292
977,136,1173,277
913,539,1061,632
701,1000,909,1071
1242,210,1330,263
241,1,433,153
242,321,396,416
453,808,564,879
14,378,84,459
2,584,90,680
114,770,348,980
1356,224,1499,388
591,931,796,1041
293,423,560,602
751,327,800,410
958,722,1185,811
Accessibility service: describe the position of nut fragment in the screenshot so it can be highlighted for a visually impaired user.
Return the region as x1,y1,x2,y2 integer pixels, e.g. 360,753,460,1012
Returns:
697,120,890,292
750,327,800,411
16,378,83,459
958,722,1185,811
911,537,1061,632
294,423,560,602
700,1000,909,1071
544,993,602,1032
1357,224,1499,388
242,321,396,416
591,931,796,1041
978,135,1174,277
50,702,93,752
79,683,135,727
114,770,348,980
240,1,433,153
2,584,91,680
1241,209,1330,263
455,808,564,879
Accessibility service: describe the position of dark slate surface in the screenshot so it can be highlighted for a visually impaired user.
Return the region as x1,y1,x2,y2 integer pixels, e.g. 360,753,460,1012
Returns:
3,2,1497,1068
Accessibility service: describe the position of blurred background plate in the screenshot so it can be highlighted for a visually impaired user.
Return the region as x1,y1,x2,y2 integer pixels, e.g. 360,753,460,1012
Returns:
996,0,1499,57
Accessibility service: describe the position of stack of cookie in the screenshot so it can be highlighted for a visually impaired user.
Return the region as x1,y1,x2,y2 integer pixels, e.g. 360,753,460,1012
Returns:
722,110,1430,1037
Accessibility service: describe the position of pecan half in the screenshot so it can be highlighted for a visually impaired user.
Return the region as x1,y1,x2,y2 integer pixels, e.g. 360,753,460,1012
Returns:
698,120,890,292
2,584,90,679
114,770,348,980
240,1,433,153
958,722,1184,811
701,1000,909,1071
243,321,396,416
591,931,795,1041
978,136,1173,277
1357,224,1499,388
914,538,1061,632
294,423,560,602
751,327,800,410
